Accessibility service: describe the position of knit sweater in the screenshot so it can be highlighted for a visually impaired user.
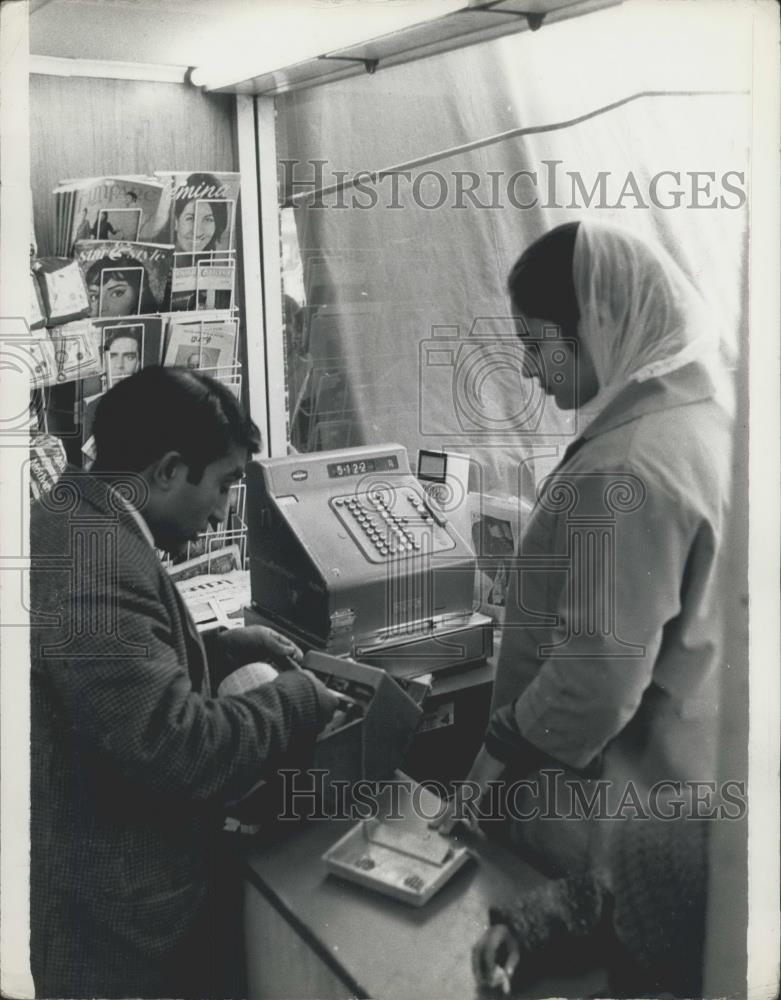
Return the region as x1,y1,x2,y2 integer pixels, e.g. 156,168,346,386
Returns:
489,818,708,997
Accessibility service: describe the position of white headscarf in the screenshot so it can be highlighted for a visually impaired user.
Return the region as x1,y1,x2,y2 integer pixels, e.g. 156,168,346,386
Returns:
572,220,730,428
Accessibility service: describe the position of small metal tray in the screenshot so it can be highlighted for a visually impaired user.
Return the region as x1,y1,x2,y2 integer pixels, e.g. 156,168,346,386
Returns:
322,815,472,907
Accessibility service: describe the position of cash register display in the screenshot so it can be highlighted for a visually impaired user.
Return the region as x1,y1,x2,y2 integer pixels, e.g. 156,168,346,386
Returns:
327,455,399,478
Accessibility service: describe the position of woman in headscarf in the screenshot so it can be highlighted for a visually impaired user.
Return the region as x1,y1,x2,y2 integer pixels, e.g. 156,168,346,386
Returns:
436,219,733,881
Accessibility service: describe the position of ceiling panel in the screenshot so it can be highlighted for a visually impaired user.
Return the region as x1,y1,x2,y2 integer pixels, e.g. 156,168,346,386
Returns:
30,0,467,67
30,0,620,96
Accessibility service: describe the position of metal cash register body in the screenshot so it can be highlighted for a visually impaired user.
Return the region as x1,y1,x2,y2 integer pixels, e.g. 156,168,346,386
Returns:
246,444,492,675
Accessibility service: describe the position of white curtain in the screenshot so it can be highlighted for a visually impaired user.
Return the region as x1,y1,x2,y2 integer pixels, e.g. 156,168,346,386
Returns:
276,0,750,498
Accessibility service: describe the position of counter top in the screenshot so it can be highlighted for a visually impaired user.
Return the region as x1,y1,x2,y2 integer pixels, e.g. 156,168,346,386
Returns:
242,783,606,1000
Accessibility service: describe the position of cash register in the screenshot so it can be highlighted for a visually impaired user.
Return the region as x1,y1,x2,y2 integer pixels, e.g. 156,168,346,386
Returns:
244,444,494,782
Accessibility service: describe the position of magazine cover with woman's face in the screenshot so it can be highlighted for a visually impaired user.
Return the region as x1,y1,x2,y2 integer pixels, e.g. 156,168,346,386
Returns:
73,240,174,318
154,171,240,254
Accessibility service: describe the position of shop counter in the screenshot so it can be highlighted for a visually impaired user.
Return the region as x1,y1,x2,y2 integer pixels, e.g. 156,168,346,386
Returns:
242,791,607,1000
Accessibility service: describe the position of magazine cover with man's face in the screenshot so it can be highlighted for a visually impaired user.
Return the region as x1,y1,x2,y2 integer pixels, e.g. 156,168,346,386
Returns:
55,176,165,256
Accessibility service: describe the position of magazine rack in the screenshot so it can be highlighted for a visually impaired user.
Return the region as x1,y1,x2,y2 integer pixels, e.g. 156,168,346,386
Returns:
158,479,248,571
198,364,243,401
161,311,240,369
171,248,237,313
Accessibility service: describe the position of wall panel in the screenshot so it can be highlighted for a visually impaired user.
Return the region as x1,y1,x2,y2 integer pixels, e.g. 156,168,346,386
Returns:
30,75,238,255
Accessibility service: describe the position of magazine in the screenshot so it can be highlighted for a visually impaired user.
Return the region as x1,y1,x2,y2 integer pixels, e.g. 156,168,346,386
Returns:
77,314,162,458
92,315,165,387
31,257,91,327
167,547,243,585
26,334,59,389
49,319,103,385
170,253,235,312
73,240,174,318
29,433,68,502
22,325,100,390
54,185,71,257
154,171,240,254
79,390,102,460
54,176,164,256
162,315,238,371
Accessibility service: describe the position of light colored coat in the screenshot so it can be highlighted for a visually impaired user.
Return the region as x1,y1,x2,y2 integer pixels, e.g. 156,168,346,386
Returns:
489,362,731,872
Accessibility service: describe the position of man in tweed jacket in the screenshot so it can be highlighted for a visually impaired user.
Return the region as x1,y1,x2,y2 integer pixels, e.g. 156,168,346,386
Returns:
30,368,338,998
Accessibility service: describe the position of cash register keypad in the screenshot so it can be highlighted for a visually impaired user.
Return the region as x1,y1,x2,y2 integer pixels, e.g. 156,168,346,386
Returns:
331,489,455,563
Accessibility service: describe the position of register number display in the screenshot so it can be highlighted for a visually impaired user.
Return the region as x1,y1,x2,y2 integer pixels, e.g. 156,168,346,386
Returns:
327,455,399,478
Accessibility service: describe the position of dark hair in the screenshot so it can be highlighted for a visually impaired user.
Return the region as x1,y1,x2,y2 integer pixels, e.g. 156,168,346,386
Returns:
173,172,229,249
507,222,581,337
85,254,160,314
126,190,138,202
103,326,142,352
92,367,261,482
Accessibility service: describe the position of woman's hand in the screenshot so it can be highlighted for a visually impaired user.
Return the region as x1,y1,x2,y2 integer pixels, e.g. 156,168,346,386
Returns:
472,924,520,995
429,745,506,835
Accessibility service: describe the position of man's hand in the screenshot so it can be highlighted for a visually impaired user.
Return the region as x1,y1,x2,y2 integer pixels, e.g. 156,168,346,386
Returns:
429,744,505,835
244,625,304,663
301,670,341,729
472,924,520,995
218,625,304,669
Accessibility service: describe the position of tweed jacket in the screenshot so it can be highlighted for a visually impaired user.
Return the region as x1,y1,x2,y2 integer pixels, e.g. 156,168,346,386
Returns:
485,363,732,871
30,471,323,997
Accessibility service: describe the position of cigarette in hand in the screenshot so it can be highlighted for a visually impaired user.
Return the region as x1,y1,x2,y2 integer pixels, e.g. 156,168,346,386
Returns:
489,965,512,996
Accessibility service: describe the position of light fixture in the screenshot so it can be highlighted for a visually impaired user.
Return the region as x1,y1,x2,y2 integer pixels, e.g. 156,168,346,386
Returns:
30,55,188,84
